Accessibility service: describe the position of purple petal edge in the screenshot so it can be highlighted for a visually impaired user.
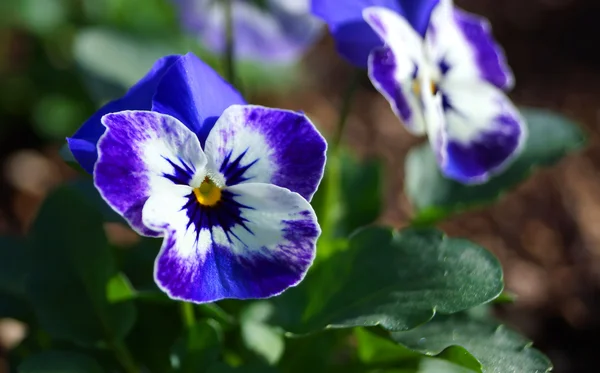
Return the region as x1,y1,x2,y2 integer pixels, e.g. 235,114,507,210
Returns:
454,9,514,90
154,216,318,303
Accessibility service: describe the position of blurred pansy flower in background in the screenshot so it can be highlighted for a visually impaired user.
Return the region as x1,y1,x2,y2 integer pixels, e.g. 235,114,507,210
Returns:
173,0,323,64
313,0,526,183
67,53,327,303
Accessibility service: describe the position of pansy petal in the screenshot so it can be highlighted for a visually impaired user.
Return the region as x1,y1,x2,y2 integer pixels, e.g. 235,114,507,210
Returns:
363,6,428,133
396,0,440,36
367,47,426,134
363,6,424,64
426,0,513,89
67,55,179,173
146,182,319,303
331,21,384,68
312,0,399,67
177,0,321,64
438,82,526,183
312,0,438,67
203,105,326,201
151,53,246,145
95,110,207,236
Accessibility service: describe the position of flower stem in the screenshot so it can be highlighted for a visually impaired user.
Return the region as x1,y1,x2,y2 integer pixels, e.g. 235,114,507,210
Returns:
109,337,138,373
180,301,196,328
320,70,361,242
331,70,361,151
223,0,236,85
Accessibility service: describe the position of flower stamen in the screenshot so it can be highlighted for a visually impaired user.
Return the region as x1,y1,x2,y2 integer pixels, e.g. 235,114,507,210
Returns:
412,80,438,96
193,177,222,206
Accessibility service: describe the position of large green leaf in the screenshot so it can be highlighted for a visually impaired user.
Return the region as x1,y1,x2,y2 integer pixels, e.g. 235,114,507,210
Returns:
416,358,478,373
18,351,104,373
355,328,422,365
26,185,136,345
392,314,552,373
405,107,586,224
270,226,503,334
356,328,481,371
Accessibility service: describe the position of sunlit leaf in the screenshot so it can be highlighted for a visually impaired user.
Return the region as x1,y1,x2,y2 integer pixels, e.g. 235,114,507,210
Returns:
392,314,552,373
241,302,284,365
106,273,136,304
270,227,503,334
355,328,421,364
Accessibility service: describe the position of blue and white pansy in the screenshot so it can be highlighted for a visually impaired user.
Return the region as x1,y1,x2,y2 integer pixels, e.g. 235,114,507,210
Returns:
174,0,323,64
67,53,326,303
313,0,526,183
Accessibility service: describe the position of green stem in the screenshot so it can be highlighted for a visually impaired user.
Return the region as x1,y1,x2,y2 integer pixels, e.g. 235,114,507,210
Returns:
181,301,196,328
108,337,139,373
320,71,361,242
74,268,138,372
331,70,361,151
223,0,236,85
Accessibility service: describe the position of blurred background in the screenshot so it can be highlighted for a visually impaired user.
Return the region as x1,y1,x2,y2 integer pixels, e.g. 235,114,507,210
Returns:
0,0,599,372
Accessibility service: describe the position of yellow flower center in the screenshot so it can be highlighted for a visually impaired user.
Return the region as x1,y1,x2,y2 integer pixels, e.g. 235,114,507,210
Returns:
412,80,438,96
193,177,222,207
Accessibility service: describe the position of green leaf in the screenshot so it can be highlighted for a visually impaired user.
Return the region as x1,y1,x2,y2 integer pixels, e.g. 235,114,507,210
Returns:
338,152,383,236
0,237,32,321
192,44,305,95
355,328,421,365
311,149,383,260
18,351,104,373
392,314,553,373
0,293,33,321
356,328,481,371
206,362,279,373
106,273,136,303
271,226,503,334
241,302,284,365
32,95,87,140
26,185,136,345
277,329,347,373
172,319,222,373
405,107,587,224
0,236,27,296
67,178,124,224
73,27,181,90
368,357,478,373
416,358,478,373
16,0,67,35
126,302,182,373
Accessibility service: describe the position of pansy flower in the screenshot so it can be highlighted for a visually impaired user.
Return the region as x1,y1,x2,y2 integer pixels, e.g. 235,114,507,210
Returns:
313,0,525,183
173,0,323,64
67,53,326,303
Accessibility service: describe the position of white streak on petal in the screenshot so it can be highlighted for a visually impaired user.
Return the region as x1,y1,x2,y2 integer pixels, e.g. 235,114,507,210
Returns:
142,184,210,261
204,106,274,185
363,6,426,81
